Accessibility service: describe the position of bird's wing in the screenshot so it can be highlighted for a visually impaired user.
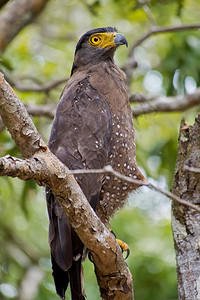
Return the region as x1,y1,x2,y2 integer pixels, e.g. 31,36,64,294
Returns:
46,75,112,289
49,74,112,203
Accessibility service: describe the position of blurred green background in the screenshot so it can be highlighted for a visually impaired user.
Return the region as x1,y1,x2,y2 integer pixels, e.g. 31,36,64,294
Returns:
0,0,200,299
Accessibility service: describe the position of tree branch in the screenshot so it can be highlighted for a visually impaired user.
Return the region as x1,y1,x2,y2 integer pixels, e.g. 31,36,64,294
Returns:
70,165,200,214
25,103,56,119
131,89,200,116
124,23,200,87
183,165,200,173
129,24,200,54
0,0,50,53
0,71,133,299
9,76,67,93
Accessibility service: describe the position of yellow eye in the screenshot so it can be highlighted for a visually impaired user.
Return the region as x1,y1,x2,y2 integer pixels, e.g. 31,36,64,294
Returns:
90,35,101,46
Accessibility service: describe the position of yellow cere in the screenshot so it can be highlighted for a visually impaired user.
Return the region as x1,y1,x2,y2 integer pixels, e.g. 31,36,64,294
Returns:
89,32,117,49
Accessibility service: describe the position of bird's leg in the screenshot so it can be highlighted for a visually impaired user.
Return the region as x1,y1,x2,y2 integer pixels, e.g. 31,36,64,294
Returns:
88,230,130,263
109,229,130,259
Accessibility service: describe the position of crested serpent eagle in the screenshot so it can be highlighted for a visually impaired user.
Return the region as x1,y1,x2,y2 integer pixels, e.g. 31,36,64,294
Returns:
46,26,145,300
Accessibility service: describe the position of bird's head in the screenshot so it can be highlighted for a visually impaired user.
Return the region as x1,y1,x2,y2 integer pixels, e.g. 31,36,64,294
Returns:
71,27,128,75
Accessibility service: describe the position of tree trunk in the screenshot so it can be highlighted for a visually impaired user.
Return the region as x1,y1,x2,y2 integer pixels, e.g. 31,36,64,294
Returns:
171,114,200,299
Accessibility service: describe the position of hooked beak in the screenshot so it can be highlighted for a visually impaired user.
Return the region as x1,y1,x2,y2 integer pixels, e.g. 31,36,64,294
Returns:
114,33,128,47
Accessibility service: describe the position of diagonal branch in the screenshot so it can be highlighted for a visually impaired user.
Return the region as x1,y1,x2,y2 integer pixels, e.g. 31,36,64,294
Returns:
128,24,200,55
124,23,200,87
0,71,133,300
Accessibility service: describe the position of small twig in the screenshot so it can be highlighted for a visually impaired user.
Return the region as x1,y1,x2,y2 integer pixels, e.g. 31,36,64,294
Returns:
142,4,157,26
124,23,200,87
183,165,200,173
70,165,200,213
129,24,200,54
9,77,67,93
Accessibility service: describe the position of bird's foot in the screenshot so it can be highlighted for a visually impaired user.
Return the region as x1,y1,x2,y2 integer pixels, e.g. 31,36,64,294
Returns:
109,229,130,259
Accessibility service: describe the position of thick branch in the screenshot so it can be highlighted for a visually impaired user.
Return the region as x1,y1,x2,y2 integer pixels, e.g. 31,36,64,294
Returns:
0,73,46,157
0,0,49,53
131,90,200,116
0,71,133,299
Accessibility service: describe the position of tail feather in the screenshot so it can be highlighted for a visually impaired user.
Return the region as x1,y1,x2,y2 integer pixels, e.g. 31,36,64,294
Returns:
51,254,85,300
69,260,85,300
51,254,69,299
46,188,88,299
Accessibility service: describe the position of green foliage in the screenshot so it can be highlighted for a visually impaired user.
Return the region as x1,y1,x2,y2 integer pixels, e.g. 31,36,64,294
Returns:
0,0,200,299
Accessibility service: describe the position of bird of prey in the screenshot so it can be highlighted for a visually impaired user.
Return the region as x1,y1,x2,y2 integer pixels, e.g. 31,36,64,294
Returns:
46,26,145,300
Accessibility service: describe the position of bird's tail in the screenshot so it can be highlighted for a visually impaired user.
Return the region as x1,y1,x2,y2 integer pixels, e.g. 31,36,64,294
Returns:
69,259,85,300
51,254,85,300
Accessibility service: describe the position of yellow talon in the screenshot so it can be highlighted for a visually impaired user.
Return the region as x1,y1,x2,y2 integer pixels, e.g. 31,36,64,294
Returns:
116,238,129,251
116,238,130,259
109,229,130,259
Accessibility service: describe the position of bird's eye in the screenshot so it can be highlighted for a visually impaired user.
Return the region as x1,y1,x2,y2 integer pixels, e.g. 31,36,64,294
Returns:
90,36,101,46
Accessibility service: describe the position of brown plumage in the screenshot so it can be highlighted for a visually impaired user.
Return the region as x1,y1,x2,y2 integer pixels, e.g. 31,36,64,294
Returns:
46,27,144,300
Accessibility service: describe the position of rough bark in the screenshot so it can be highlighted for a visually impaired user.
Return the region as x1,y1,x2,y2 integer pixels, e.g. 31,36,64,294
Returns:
171,114,200,299
0,73,46,157
0,71,134,299
0,0,49,53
